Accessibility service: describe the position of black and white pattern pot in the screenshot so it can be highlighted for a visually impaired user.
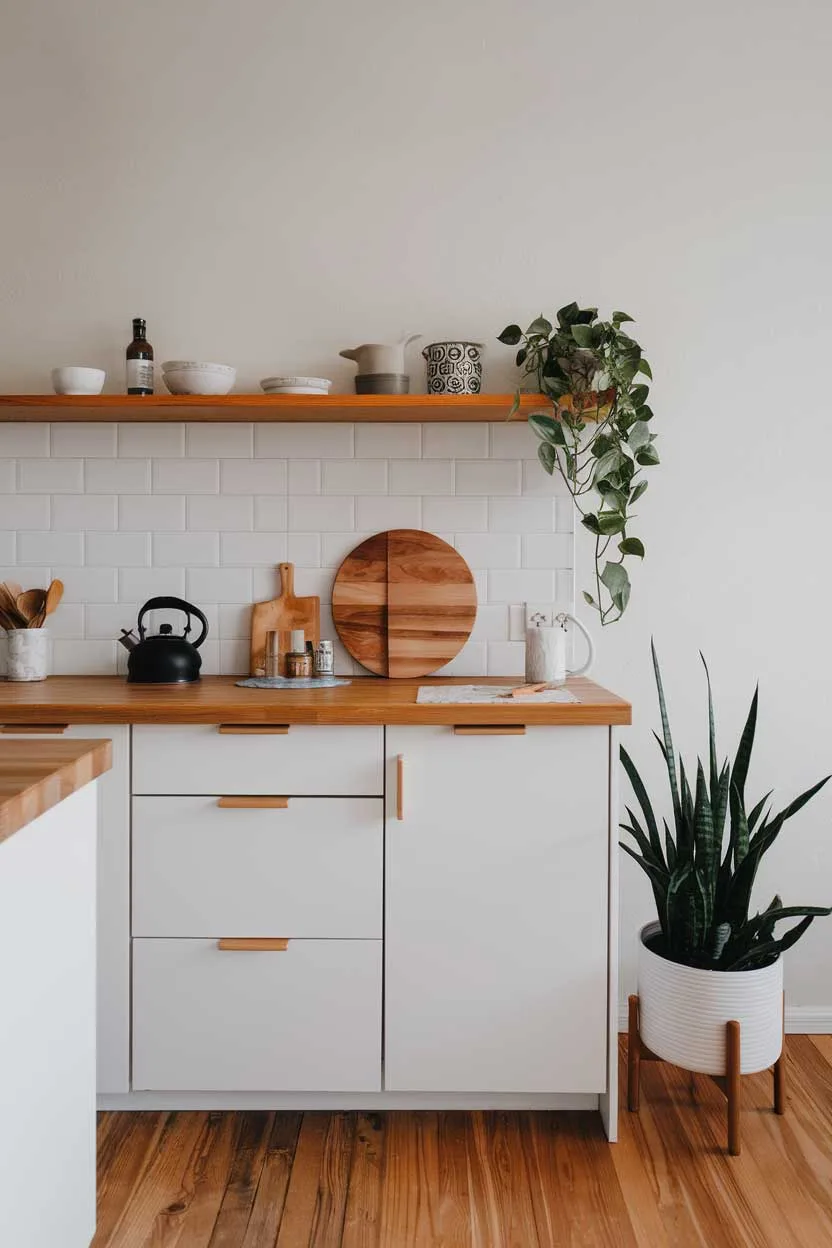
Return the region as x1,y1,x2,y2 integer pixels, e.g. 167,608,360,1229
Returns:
422,342,483,395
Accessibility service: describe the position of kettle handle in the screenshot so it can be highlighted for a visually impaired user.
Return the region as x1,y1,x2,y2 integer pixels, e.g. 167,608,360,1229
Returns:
563,612,595,678
137,597,209,648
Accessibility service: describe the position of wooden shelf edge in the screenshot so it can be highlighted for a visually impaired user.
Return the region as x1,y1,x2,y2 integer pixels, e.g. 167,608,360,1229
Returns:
0,393,552,423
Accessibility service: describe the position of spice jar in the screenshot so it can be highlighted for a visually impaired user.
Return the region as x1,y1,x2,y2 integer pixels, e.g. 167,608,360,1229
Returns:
286,629,312,678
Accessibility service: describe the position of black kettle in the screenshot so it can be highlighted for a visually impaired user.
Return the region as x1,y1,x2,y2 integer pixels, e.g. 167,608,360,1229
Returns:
121,597,209,684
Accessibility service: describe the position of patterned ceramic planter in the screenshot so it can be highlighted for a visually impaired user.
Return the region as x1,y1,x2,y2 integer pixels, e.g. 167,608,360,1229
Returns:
637,921,783,1075
422,342,483,395
7,627,49,681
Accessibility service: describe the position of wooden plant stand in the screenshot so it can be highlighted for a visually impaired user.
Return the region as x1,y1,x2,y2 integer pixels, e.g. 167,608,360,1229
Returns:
627,994,786,1156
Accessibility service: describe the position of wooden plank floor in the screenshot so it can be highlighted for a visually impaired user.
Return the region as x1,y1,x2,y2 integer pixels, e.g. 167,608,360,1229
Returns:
92,1037,832,1247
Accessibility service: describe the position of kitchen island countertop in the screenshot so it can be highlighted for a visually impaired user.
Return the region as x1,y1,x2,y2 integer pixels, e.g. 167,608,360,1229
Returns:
0,738,112,844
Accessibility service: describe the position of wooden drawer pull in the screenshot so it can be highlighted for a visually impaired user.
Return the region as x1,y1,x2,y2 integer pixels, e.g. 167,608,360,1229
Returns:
453,725,526,736
217,938,289,952
396,754,404,821
218,724,290,735
217,796,290,809
0,723,69,734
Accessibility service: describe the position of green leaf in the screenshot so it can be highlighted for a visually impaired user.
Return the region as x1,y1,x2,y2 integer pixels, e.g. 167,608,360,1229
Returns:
619,537,645,558
652,642,682,833
629,480,648,504
591,434,615,458
542,375,570,399
629,384,649,408
537,441,556,474
613,311,634,324
601,560,631,611
732,686,758,803
597,512,627,536
599,485,628,512
575,306,599,324
627,421,651,452
571,324,596,348
507,391,520,421
725,914,818,970
498,324,522,346
638,359,653,379
636,444,660,466
582,590,597,607
556,302,580,328
581,513,601,535
621,745,663,859
529,413,566,445
515,347,527,368
593,448,625,481
526,316,552,336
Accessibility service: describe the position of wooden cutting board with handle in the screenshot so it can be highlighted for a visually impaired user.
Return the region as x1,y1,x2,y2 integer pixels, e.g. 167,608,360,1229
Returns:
332,530,477,677
249,562,320,677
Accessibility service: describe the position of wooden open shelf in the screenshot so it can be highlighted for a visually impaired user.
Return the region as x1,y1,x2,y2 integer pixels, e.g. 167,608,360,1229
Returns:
0,393,549,423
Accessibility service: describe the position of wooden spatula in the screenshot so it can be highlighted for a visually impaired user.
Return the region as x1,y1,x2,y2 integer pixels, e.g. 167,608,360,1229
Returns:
249,562,321,677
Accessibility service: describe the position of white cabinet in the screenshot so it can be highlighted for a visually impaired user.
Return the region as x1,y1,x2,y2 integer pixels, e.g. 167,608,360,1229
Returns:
384,726,610,1093
133,937,382,1091
0,784,97,1248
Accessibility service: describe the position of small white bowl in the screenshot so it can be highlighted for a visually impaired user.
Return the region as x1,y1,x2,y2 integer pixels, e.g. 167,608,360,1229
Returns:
162,363,236,396
51,366,105,396
162,361,235,375
260,376,331,395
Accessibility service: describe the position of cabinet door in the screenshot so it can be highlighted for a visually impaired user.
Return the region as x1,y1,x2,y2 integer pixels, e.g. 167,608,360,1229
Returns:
385,725,609,1093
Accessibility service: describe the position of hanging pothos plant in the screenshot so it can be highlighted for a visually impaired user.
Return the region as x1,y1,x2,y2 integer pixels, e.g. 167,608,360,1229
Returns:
498,304,658,624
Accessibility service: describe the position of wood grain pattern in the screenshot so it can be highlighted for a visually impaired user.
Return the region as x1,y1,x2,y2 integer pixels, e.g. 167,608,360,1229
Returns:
0,737,111,843
333,530,477,677
0,393,552,423
93,1045,832,1247
216,795,290,808
249,563,320,677
0,674,632,726
216,938,290,952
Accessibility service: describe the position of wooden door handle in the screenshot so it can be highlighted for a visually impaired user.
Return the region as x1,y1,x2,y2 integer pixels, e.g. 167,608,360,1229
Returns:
453,725,526,736
0,724,69,734
217,796,290,809
218,724,290,735
397,754,404,821
217,938,289,952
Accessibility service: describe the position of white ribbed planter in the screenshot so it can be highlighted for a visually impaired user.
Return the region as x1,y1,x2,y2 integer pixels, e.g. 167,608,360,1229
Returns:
638,921,783,1075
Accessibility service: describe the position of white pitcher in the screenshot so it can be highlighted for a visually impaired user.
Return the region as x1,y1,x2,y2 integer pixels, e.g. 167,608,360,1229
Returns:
339,333,421,375
525,612,594,685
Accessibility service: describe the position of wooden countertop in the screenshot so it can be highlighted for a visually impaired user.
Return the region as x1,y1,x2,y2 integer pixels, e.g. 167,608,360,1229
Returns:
0,675,630,727
0,739,112,845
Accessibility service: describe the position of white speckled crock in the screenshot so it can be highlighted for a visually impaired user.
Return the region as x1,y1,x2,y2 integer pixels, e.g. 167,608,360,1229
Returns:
637,921,783,1075
6,627,49,681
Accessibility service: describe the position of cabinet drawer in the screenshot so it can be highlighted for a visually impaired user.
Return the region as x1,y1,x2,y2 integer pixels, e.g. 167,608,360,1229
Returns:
132,725,383,796
132,938,382,1091
133,796,382,938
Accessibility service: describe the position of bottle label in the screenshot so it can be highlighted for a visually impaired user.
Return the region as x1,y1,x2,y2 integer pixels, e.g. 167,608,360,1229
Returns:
127,359,154,392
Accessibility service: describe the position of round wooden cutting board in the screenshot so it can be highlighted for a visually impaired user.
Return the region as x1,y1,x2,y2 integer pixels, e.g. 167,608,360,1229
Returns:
332,529,478,677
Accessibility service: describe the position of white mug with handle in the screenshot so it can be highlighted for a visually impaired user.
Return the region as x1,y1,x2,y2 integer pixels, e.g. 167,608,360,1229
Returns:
525,612,595,686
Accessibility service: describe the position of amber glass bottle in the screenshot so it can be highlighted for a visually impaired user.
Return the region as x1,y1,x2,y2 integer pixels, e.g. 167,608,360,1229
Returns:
126,318,154,394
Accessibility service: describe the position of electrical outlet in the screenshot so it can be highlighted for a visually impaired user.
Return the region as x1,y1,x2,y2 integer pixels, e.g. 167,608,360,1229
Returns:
509,602,570,641
525,603,555,629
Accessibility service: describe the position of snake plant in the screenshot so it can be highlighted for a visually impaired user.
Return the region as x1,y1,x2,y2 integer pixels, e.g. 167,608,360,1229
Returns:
621,645,832,970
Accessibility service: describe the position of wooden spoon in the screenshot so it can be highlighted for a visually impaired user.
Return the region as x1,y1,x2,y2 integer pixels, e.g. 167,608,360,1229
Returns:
0,583,28,627
17,588,47,626
42,578,64,621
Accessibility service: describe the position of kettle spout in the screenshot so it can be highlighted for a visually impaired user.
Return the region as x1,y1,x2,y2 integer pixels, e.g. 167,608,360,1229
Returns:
118,628,139,652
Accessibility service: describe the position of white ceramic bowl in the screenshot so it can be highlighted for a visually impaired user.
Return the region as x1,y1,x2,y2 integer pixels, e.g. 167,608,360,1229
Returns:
51,366,106,396
260,376,331,394
162,362,236,396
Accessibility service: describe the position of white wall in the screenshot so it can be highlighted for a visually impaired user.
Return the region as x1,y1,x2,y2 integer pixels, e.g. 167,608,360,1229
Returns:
1,0,830,1008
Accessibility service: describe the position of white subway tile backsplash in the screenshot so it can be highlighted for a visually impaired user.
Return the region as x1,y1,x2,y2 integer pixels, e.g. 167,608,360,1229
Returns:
0,459,15,492
470,604,511,642
556,497,575,533
120,567,186,601
289,496,354,532
219,640,249,675
0,532,14,563
221,459,287,494
151,531,219,567
188,495,253,531
321,532,374,567
118,423,184,457
220,532,288,565
218,603,252,640
355,496,420,530
52,423,117,458
522,532,573,568
56,567,118,602
19,530,84,565
389,460,453,495
490,423,539,458
84,602,139,640
291,567,333,599
355,424,420,458
51,640,117,675
422,496,487,531
120,494,185,530
455,533,521,569
488,569,556,602
53,494,117,531
487,641,526,676
44,603,84,638
253,496,288,530
422,423,488,458
287,533,321,566
187,566,253,603
521,458,567,497
287,460,321,494
0,495,50,529
186,423,253,458
0,566,52,590
255,422,354,458
85,458,151,494
153,458,219,493
488,498,555,532
435,641,488,676
18,458,83,493
323,459,387,495
455,460,521,496
86,531,150,567
0,424,49,457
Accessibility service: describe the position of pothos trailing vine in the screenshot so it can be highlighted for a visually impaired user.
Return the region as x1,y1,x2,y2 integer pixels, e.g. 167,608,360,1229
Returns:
498,303,658,624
